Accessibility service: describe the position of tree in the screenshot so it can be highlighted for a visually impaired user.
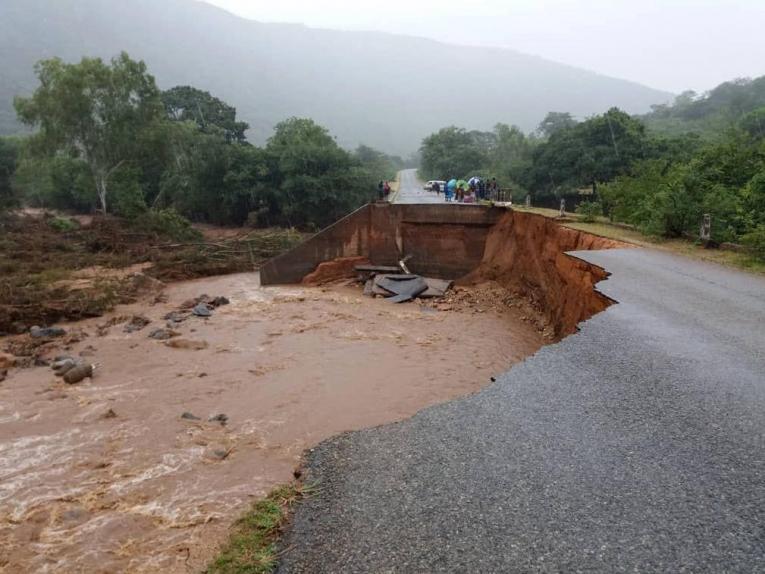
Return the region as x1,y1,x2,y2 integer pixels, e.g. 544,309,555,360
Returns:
537,112,577,138
162,86,249,143
740,107,765,140
14,52,164,213
419,126,488,180
353,145,403,182
264,118,370,229
528,108,649,198
0,137,19,209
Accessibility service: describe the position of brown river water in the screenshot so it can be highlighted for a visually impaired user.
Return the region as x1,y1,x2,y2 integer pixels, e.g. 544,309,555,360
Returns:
0,273,543,573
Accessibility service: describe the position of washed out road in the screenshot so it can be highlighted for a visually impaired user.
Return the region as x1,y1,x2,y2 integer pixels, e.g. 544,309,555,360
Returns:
279,248,765,572
393,168,444,204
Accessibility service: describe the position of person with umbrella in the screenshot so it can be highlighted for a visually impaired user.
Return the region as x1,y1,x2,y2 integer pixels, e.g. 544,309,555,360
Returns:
446,178,457,202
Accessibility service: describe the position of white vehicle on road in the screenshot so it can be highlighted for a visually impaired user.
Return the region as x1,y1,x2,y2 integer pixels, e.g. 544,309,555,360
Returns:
423,180,446,192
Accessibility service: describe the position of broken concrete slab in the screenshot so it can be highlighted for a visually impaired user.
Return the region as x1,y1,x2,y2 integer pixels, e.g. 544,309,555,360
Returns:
420,278,454,298
354,265,402,274
388,278,429,303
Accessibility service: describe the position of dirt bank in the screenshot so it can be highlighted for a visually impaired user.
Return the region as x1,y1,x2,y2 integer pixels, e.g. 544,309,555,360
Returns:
463,211,629,337
0,212,303,334
0,273,543,573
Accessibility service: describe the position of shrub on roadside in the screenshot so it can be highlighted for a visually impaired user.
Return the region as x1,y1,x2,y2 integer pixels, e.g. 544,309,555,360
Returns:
742,224,765,261
575,200,603,223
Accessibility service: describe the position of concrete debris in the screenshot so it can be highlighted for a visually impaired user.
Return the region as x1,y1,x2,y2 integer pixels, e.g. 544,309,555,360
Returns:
368,274,453,303
354,265,402,274
181,412,201,421
399,255,413,275
377,276,429,304
30,326,66,339
123,315,151,333
354,265,403,284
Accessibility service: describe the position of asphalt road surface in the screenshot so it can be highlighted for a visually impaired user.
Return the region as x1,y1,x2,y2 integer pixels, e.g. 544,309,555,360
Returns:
278,248,765,573
394,169,445,204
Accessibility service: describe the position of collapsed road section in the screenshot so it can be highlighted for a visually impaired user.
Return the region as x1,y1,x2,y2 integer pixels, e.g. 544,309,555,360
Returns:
261,203,626,337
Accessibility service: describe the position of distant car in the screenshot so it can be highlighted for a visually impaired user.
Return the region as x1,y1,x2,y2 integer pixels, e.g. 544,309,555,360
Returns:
424,180,446,192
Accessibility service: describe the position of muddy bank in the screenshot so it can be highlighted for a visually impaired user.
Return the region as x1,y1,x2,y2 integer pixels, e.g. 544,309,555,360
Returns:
0,212,303,334
0,273,543,573
463,211,628,337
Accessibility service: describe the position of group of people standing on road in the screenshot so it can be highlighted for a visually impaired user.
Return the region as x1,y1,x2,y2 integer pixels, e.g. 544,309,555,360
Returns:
433,177,500,203
377,180,392,201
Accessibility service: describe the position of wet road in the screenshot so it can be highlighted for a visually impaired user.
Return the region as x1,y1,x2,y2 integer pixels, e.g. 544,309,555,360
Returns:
279,248,765,573
394,168,445,204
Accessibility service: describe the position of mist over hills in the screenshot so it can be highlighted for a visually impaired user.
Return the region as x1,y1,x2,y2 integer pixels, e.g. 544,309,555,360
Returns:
0,0,672,154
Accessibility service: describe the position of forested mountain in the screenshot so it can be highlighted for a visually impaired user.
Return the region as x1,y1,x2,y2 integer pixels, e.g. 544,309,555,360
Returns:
643,76,765,138
0,0,672,154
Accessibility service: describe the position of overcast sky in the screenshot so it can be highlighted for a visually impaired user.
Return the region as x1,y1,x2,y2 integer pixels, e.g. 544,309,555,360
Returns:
202,0,763,94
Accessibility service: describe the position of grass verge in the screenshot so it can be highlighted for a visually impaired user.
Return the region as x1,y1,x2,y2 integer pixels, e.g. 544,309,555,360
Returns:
512,206,765,275
206,483,310,574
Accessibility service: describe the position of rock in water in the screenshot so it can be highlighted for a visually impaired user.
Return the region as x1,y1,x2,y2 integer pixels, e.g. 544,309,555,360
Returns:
208,414,228,425
30,326,66,339
149,328,180,341
63,363,94,384
192,303,212,318
123,315,151,333
52,359,78,377
165,339,209,351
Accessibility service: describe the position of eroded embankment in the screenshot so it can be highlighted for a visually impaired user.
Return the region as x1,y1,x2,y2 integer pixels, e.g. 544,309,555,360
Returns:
462,211,628,338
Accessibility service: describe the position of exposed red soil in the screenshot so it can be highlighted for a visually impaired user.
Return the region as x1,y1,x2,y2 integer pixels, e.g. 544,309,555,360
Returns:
462,211,630,338
301,256,369,285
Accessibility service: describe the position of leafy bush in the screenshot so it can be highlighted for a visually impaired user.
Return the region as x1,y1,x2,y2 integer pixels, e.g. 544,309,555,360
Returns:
110,167,147,219
742,225,765,261
48,216,80,232
133,208,200,241
575,200,602,222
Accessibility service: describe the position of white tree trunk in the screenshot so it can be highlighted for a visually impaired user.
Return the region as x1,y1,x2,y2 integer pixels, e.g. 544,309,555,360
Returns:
95,175,108,214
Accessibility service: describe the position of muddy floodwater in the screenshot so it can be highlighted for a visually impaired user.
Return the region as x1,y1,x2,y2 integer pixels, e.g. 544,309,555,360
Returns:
0,272,544,572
